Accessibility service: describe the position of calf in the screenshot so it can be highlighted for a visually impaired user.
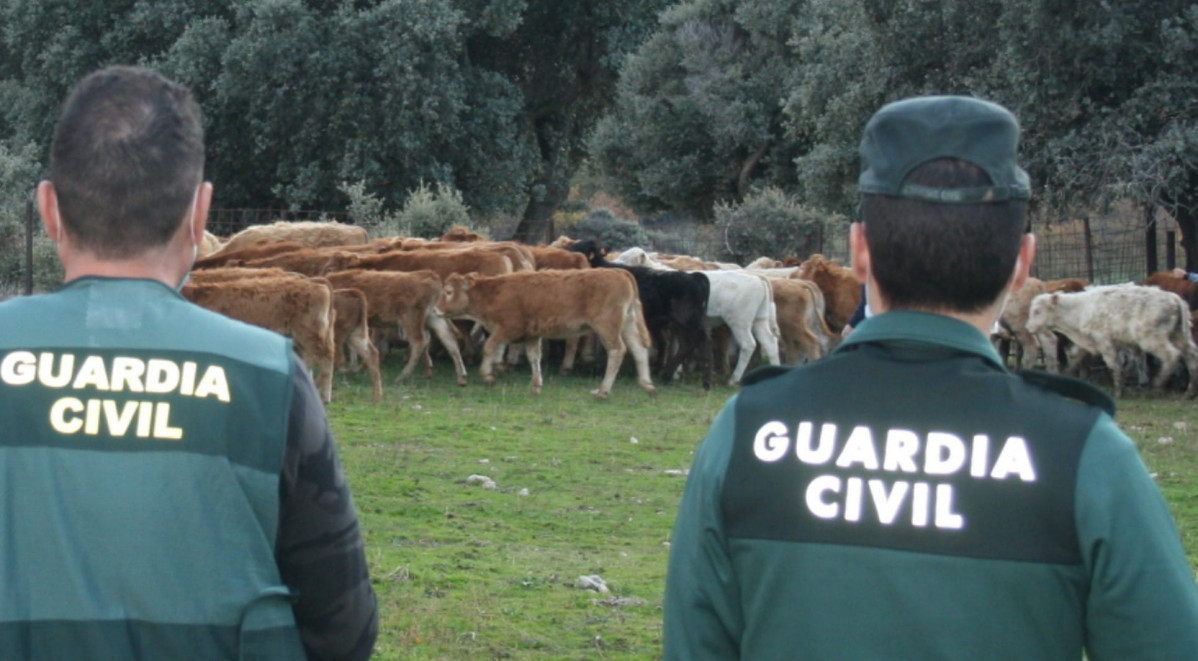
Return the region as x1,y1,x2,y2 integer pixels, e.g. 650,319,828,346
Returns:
769,277,834,363
436,269,656,398
1141,271,1198,309
182,274,336,403
998,276,1088,370
211,220,369,255
1026,284,1198,398
700,270,781,386
332,288,383,402
570,241,712,388
345,247,514,279
192,241,308,270
323,269,469,387
796,254,861,333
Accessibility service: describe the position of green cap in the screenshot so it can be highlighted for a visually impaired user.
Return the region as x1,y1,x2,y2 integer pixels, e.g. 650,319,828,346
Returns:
858,96,1031,203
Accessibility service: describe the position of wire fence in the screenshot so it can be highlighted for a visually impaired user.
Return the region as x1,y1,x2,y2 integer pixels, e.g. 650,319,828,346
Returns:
4,202,1187,296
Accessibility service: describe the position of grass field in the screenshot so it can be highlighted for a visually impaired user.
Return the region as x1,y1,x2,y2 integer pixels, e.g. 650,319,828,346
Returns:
326,357,1198,660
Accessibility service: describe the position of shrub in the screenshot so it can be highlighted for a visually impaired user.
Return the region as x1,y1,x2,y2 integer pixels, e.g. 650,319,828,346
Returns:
713,187,848,264
398,180,473,239
573,208,647,250
339,179,396,237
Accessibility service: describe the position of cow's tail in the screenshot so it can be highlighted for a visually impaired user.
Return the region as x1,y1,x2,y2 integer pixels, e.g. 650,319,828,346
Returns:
1173,294,1196,348
631,296,652,349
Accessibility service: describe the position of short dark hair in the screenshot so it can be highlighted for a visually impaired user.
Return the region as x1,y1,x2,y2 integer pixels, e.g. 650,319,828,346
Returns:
861,158,1027,313
50,66,204,259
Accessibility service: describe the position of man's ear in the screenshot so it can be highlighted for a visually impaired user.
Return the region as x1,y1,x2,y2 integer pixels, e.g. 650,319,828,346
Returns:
190,182,214,244
849,222,869,285
1006,233,1036,294
37,181,62,242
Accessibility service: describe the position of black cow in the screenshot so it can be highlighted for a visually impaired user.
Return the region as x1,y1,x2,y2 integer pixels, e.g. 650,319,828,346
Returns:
568,240,712,388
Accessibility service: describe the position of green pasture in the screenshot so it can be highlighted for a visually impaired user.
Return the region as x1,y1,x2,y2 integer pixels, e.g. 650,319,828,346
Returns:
326,357,1198,660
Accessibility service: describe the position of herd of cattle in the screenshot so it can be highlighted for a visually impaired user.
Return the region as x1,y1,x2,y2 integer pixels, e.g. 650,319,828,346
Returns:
184,220,1198,403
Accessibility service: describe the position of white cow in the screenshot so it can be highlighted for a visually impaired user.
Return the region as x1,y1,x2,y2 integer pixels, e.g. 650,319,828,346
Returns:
1026,284,1198,398
698,270,781,385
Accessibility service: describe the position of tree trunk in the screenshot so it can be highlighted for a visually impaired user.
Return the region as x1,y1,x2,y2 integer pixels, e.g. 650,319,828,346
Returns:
512,181,563,245
736,142,771,200
1176,203,1198,271
1144,204,1157,277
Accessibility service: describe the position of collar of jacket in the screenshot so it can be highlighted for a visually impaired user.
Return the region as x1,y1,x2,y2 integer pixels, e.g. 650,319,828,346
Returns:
836,310,1006,371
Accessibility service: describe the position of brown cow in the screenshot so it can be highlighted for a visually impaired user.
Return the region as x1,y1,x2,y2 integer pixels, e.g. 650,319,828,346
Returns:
439,225,486,242
182,274,336,403
189,267,382,400
332,288,383,402
343,247,514,280
322,269,469,387
1141,271,1198,309
769,278,835,363
526,245,590,270
210,221,370,256
388,239,535,272
436,269,656,398
229,247,351,277
192,241,309,270
795,254,861,333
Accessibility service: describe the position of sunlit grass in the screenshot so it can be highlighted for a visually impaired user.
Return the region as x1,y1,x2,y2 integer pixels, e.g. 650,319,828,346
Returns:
326,355,1198,659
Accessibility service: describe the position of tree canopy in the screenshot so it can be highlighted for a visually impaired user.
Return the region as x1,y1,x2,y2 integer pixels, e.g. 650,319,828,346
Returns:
594,0,1198,261
0,0,670,239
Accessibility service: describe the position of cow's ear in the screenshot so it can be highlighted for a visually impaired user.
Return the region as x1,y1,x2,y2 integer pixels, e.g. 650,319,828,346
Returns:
464,273,478,288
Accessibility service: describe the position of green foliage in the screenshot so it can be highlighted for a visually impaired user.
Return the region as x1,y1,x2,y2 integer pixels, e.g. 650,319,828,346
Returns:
340,179,400,238
0,140,60,294
572,208,647,250
397,180,472,239
0,0,668,230
589,0,805,218
713,187,845,263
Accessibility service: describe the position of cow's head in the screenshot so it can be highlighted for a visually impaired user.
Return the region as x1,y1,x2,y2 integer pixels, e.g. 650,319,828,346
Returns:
325,251,360,273
437,272,477,316
1024,293,1060,335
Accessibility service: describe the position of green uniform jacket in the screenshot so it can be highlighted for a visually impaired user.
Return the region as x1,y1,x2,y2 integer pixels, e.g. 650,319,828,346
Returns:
664,311,1198,660
0,278,309,659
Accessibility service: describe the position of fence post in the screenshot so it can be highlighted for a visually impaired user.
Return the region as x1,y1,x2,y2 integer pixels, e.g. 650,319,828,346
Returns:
1167,230,1177,270
24,198,34,296
1082,216,1094,283
1144,204,1158,277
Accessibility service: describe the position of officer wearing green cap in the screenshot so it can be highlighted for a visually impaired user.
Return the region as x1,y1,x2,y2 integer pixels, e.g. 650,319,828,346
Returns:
663,96,1198,659
0,66,377,659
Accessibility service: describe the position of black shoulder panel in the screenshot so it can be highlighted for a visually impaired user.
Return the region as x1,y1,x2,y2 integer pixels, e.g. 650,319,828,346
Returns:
1018,369,1115,418
741,364,792,386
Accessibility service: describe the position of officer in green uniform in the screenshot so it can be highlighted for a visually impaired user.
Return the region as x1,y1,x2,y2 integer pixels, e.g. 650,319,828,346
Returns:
663,96,1198,659
0,66,377,659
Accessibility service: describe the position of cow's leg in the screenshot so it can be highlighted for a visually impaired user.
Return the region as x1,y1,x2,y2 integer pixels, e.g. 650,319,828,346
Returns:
621,316,656,396
752,317,781,367
580,333,597,364
1033,330,1060,372
479,333,508,385
393,315,429,384
1150,346,1182,393
560,336,581,375
726,324,759,387
526,338,544,395
348,326,383,402
1095,340,1124,398
592,328,627,399
427,312,469,386
1182,344,1198,398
